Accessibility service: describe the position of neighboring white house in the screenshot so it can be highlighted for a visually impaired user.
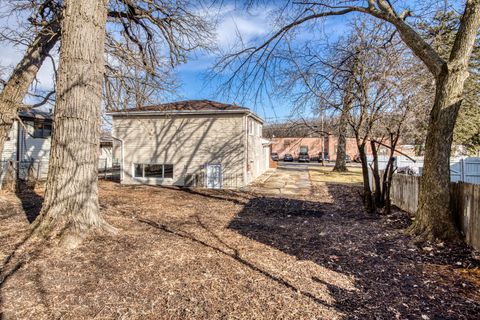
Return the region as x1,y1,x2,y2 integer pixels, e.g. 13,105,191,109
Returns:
1,109,115,185
99,132,114,171
108,100,270,188
1,109,52,183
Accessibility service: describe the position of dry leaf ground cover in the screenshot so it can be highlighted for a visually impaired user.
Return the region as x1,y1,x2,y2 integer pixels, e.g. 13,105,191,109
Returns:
1,166,480,319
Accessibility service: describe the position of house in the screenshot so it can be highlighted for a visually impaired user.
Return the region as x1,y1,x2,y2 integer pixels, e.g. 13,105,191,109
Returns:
99,131,114,171
108,100,270,188
1,109,52,183
1,109,114,186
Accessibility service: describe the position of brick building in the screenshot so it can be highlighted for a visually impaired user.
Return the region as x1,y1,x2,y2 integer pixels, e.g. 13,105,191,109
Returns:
271,136,415,160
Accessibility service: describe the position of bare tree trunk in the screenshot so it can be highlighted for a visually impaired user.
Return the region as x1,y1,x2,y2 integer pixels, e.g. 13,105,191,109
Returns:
410,1,480,241
334,60,357,172
333,105,349,172
358,142,374,213
35,0,111,248
370,140,382,207
0,23,60,158
411,72,466,240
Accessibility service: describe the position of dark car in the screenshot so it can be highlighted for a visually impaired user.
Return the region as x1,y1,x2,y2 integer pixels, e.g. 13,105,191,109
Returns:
271,152,279,161
298,153,310,162
283,153,294,162
318,152,330,163
345,154,352,163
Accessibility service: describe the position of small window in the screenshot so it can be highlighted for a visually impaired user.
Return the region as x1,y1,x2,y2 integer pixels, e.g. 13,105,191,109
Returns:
33,121,52,138
133,163,174,179
134,164,143,178
164,164,174,178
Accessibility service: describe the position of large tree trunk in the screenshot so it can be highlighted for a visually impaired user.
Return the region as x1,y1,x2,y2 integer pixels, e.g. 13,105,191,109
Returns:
0,23,60,159
410,71,468,240
35,0,111,248
410,2,480,241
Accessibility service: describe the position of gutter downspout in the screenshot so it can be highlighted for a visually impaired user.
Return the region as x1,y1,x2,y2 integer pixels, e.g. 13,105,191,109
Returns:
111,135,124,182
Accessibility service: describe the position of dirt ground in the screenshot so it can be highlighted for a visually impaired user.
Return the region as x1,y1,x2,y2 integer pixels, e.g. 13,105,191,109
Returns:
1,168,480,319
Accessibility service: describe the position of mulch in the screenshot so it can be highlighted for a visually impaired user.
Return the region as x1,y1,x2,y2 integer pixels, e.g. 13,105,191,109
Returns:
0,180,479,319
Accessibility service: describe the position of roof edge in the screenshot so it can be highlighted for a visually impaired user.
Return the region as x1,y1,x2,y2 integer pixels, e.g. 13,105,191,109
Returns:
107,109,264,124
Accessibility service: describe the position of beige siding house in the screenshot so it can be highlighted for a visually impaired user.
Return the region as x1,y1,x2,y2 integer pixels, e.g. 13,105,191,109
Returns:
109,100,269,188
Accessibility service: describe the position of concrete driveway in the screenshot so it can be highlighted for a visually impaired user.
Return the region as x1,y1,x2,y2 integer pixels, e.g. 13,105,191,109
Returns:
248,164,312,196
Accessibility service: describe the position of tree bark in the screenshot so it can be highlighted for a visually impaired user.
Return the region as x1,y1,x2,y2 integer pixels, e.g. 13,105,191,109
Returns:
410,71,469,240
410,1,480,241
333,104,349,172
35,0,111,248
0,23,60,159
333,59,357,172
370,140,382,207
358,142,374,213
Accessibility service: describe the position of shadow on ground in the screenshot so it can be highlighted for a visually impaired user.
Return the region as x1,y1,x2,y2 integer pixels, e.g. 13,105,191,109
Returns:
224,182,480,319
1,180,479,319
15,182,43,223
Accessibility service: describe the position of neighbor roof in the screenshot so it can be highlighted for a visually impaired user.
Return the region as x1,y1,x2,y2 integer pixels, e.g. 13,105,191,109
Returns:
114,100,248,112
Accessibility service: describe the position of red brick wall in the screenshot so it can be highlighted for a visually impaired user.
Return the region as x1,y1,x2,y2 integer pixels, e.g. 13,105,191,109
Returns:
271,137,414,160
271,136,361,160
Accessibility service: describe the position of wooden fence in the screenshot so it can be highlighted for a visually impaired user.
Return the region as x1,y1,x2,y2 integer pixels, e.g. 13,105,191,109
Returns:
389,174,480,251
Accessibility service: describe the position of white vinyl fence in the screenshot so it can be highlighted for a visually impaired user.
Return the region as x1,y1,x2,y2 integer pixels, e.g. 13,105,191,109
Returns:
367,156,480,185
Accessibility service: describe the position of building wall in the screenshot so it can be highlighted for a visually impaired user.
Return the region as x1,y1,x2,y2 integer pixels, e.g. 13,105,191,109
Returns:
18,120,51,161
1,121,18,161
112,113,246,187
99,145,113,170
0,120,52,162
245,116,268,184
271,137,333,159
325,136,364,160
1,120,51,183
271,136,413,161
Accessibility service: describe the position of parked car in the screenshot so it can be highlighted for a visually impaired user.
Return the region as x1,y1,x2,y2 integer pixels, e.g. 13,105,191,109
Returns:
271,152,279,161
318,152,330,163
298,153,310,163
345,154,352,163
283,154,294,162
353,154,362,163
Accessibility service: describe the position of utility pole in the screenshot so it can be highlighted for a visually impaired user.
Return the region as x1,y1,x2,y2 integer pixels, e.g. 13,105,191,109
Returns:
320,104,325,166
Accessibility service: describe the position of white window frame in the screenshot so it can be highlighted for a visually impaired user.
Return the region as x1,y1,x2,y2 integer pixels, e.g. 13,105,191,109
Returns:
132,163,174,179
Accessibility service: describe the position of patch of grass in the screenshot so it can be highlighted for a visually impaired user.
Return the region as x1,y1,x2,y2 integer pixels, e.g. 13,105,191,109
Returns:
309,166,363,184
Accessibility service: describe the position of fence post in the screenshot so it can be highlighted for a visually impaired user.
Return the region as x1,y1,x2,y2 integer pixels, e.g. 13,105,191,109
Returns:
37,160,41,182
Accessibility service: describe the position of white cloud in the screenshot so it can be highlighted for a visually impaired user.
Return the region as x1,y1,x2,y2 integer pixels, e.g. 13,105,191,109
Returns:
214,5,272,51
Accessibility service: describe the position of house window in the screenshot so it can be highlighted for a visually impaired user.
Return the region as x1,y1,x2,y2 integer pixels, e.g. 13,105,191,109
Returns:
33,121,52,138
133,163,174,179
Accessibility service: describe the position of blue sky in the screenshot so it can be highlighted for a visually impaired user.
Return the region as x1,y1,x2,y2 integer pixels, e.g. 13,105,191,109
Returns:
0,2,352,123
171,4,352,122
